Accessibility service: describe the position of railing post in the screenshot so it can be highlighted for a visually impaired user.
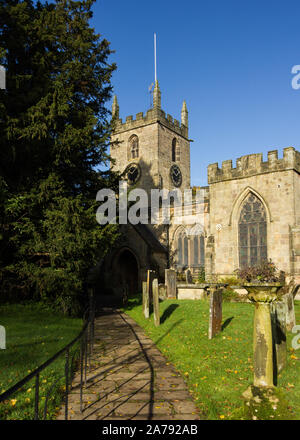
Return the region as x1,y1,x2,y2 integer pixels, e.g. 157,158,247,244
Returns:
35,373,39,420
92,288,95,351
80,335,84,413
65,348,69,420
84,329,88,386
88,287,95,360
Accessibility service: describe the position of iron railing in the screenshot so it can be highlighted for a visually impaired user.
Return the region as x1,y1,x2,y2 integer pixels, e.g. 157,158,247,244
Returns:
0,289,96,420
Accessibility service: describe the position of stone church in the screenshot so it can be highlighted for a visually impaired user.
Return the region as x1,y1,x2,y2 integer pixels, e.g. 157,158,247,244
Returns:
100,81,300,300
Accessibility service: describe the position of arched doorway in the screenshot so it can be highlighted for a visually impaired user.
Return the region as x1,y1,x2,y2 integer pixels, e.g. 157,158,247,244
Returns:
116,249,139,297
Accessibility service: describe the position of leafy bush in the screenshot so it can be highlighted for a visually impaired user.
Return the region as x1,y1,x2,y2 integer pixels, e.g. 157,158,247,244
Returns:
218,276,240,286
176,272,186,282
222,288,240,302
197,267,206,283
234,259,284,283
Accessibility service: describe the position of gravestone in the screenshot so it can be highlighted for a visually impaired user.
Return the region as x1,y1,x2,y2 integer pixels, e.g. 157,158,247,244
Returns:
153,278,160,327
185,269,193,284
271,301,287,373
165,269,177,298
283,292,296,331
208,287,222,339
158,284,167,300
142,281,149,319
147,270,155,303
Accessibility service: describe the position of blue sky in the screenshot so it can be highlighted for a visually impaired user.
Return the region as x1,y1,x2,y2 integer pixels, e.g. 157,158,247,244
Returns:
90,0,300,186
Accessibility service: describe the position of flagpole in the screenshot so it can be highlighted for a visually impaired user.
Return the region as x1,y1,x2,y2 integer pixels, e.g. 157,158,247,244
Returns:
154,33,157,82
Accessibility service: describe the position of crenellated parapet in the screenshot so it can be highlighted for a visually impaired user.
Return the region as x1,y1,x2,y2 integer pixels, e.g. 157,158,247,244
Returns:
112,107,189,139
207,147,300,184
111,83,189,139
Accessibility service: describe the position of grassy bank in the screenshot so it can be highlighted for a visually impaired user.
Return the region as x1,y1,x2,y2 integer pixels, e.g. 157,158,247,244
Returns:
0,303,82,420
124,298,300,420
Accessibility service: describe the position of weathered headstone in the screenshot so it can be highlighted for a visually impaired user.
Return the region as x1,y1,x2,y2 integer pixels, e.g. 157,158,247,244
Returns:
208,287,222,339
185,269,193,284
142,281,149,319
165,269,177,298
153,278,160,327
158,284,167,300
147,270,155,303
271,301,287,374
283,292,296,331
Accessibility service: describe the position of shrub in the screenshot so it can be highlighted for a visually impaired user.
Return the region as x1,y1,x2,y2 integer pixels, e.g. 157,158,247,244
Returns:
176,272,186,282
234,259,284,283
222,288,240,302
218,276,240,286
197,267,206,283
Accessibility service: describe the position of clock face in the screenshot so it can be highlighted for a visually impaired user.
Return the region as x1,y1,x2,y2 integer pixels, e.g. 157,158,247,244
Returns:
125,163,141,185
170,164,182,187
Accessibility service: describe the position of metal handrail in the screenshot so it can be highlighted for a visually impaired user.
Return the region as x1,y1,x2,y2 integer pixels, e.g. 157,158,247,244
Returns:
0,289,96,420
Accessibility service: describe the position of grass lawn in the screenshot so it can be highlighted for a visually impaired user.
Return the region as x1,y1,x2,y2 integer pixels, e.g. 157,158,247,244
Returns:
0,303,82,420
124,298,300,420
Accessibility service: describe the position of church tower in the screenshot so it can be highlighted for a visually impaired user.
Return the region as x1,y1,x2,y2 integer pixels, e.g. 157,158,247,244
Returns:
110,83,191,194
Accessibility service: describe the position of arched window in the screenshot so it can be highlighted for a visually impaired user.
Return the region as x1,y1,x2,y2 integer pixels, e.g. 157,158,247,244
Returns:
171,138,180,162
176,229,205,269
129,135,139,159
238,193,267,268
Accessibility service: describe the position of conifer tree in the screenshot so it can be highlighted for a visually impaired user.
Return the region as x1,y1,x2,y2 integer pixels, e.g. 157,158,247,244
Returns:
0,0,120,314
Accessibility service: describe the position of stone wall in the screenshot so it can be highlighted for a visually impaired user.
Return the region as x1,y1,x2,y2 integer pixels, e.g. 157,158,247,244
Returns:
207,147,300,184
207,148,300,279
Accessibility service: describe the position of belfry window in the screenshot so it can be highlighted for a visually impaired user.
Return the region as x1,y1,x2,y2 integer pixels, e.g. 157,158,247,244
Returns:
238,193,267,268
172,138,176,162
172,138,180,162
130,135,139,159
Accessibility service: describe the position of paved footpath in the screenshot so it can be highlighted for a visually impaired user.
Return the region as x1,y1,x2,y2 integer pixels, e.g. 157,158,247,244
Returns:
57,308,200,420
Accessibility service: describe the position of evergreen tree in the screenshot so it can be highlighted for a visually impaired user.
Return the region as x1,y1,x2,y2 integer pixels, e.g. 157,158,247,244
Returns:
0,0,120,314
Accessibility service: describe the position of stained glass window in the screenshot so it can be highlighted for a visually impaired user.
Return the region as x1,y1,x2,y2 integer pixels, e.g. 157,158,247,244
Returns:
238,193,267,267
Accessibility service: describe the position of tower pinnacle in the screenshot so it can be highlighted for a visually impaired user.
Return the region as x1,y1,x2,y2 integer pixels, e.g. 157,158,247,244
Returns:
112,95,119,118
153,80,161,109
181,100,188,127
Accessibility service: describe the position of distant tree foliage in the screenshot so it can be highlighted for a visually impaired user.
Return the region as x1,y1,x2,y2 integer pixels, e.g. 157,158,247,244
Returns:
0,0,120,314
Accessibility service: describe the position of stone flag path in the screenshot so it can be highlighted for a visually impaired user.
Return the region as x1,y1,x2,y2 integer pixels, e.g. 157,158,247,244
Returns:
57,309,200,420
